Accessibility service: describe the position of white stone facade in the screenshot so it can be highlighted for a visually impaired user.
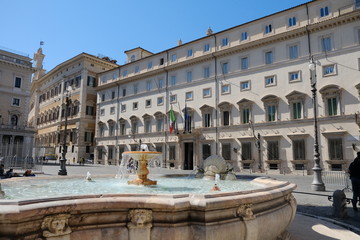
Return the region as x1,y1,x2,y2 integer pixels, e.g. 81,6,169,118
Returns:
0,48,35,159
96,0,360,173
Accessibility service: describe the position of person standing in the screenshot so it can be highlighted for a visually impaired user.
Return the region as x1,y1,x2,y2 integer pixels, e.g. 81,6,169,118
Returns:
349,152,360,211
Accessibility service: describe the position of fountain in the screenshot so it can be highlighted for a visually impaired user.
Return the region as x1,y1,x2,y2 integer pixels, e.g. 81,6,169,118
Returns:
0,151,297,240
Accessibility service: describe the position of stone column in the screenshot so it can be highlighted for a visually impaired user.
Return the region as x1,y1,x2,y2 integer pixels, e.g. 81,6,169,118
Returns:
127,209,152,240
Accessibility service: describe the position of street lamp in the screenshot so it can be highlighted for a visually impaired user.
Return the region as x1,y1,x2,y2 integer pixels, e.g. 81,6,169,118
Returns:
58,86,72,175
309,57,325,191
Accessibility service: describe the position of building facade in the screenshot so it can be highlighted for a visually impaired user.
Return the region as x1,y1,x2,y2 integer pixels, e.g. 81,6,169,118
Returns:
96,0,360,173
0,47,35,159
28,50,118,163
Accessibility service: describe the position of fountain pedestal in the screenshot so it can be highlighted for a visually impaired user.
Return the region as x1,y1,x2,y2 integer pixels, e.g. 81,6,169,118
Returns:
123,151,160,186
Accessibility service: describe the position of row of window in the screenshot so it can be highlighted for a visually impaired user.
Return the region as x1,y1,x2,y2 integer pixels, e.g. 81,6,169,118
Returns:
116,5,339,81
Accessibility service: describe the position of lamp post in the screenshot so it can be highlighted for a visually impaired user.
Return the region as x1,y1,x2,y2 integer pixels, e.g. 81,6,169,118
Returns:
309,58,325,191
58,86,72,175
257,133,262,172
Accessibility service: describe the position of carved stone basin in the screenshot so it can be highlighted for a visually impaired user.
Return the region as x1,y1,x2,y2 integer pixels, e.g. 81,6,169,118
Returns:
0,176,296,240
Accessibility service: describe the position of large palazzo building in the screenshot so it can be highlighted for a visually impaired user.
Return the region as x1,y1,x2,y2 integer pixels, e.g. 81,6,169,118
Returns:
96,0,360,172
0,48,35,159
28,49,118,162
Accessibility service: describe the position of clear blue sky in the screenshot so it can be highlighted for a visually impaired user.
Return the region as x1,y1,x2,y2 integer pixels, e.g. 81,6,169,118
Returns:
1,0,310,71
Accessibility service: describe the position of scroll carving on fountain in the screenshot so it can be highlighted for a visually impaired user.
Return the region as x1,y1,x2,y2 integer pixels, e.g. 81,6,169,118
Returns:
41,214,71,238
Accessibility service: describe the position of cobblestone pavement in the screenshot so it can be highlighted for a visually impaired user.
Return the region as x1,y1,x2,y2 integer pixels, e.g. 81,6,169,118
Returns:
37,164,360,236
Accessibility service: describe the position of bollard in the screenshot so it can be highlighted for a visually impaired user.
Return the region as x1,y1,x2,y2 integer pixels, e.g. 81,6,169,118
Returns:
332,190,347,218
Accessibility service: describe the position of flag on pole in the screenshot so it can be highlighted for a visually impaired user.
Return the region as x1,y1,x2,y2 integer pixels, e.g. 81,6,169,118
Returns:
169,105,176,134
184,104,188,133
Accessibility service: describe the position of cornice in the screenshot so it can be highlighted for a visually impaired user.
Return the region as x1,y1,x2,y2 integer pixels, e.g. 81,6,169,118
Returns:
0,59,35,72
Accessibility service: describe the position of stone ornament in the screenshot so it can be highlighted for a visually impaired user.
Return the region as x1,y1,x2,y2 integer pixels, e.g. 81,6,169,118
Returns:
41,214,71,237
236,204,255,220
285,193,295,204
127,209,153,229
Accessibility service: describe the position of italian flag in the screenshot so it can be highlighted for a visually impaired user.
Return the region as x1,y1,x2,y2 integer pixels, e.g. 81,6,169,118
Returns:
169,106,176,134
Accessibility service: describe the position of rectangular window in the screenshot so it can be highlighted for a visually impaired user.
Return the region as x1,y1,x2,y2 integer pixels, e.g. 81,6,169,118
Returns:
204,43,210,52
267,141,279,160
187,49,193,57
265,24,272,34
187,71,192,83
158,79,164,88
288,17,297,27
241,142,252,160
241,32,248,41
170,94,177,103
323,64,336,76
121,104,126,112
267,105,276,121
159,58,164,65
202,144,211,160
289,45,298,59
145,120,151,133
242,108,250,124
185,91,193,101
320,6,329,17
240,81,250,91
241,57,248,70
322,37,332,52
204,67,210,78
157,119,163,132
120,123,126,135
289,71,300,82
170,76,176,86
87,76,96,87
204,113,211,127
203,88,211,98
222,38,229,47
109,125,114,136
111,91,115,99
265,76,276,86
145,99,151,107
157,97,164,105
133,83,138,94
221,84,230,94
133,102,138,110
110,107,115,115
222,143,231,160
223,111,230,126
292,102,302,119
15,77,21,88
293,140,305,160
12,98,20,106
148,61,153,69
147,81,152,91
327,97,338,116
86,106,94,115
108,147,113,159
122,88,126,97
101,94,105,102
100,108,105,116
329,138,343,160
222,62,228,74
169,146,176,160
265,51,273,64
171,54,177,62
135,66,140,73
123,70,128,77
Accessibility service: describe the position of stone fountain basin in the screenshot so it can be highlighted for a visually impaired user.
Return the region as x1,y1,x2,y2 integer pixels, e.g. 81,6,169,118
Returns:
0,176,296,240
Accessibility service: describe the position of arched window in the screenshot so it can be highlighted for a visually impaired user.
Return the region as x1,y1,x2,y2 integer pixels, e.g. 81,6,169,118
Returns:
11,115,18,126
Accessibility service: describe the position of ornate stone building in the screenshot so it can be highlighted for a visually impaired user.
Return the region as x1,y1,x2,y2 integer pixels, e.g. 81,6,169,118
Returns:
28,50,118,163
96,0,360,173
0,47,34,159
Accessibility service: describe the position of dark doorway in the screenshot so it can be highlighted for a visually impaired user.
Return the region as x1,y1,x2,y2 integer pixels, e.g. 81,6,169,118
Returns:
184,142,194,170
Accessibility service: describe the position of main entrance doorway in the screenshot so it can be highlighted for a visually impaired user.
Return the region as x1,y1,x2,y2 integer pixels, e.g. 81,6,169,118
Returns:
184,142,194,170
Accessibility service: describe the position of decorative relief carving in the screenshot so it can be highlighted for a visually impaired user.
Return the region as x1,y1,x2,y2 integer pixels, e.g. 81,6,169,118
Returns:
285,194,295,204
127,209,153,229
236,204,255,220
41,214,71,237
